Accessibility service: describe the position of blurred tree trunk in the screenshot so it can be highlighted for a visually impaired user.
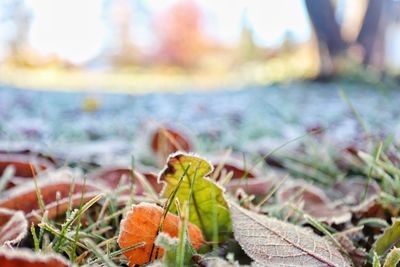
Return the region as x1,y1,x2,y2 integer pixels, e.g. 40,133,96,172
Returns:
305,0,346,78
356,0,384,66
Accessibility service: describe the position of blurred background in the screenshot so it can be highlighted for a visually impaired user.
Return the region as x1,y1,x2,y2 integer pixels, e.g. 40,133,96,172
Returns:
1,0,400,164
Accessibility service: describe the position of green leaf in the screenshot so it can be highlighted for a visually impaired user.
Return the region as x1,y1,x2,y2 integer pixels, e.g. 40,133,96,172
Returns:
383,248,400,267
158,153,231,240
373,219,400,256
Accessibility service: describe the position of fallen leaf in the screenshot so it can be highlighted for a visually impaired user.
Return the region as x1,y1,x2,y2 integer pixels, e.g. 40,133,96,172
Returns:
159,153,231,240
226,177,275,196
0,208,28,247
0,151,55,188
26,192,101,223
0,169,102,222
277,182,351,224
89,167,162,195
211,157,257,180
373,219,400,257
332,178,380,205
118,202,205,266
334,233,367,267
352,196,386,220
229,201,352,267
0,247,71,267
151,127,192,162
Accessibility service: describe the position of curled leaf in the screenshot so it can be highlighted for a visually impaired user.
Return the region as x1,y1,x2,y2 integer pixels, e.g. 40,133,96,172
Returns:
211,156,257,180
226,177,275,196
151,127,192,162
352,196,386,220
332,178,380,205
0,151,55,177
229,201,352,267
277,182,351,224
334,233,367,267
0,169,102,222
0,247,71,267
0,208,28,247
159,153,231,240
118,203,205,266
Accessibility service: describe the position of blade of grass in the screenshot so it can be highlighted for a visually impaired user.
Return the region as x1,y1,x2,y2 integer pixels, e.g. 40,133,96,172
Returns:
85,239,118,267
176,201,188,267
29,163,45,212
362,142,382,202
31,223,40,252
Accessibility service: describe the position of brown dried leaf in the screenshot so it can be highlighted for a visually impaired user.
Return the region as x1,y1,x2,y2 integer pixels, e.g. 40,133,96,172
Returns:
150,126,192,162
352,196,386,220
229,201,352,267
226,178,275,196
210,156,257,180
334,234,367,267
0,208,28,247
0,247,71,267
332,178,380,205
277,182,351,224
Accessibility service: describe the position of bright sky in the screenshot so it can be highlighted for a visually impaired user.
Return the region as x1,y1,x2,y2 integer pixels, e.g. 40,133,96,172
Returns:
3,0,312,64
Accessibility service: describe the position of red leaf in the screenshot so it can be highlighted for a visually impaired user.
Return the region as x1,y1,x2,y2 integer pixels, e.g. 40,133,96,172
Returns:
150,127,192,161
0,170,102,223
0,248,70,267
0,151,55,179
0,208,28,247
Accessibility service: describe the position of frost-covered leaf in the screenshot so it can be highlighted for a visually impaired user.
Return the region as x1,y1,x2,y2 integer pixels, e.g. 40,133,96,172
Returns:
229,201,352,267
334,233,367,267
226,177,275,196
0,151,55,180
0,169,102,223
332,178,380,205
277,182,351,224
373,219,400,257
352,196,386,220
151,127,192,163
0,247,71,266
383,247,400,267
159,153,231,240
0,208,28,247
118,203,204,266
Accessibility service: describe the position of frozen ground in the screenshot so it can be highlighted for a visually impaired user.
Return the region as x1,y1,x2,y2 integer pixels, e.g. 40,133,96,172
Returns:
1,83,399,164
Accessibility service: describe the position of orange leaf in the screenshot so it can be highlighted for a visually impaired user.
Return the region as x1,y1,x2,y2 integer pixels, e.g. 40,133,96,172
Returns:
118,203,205,266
